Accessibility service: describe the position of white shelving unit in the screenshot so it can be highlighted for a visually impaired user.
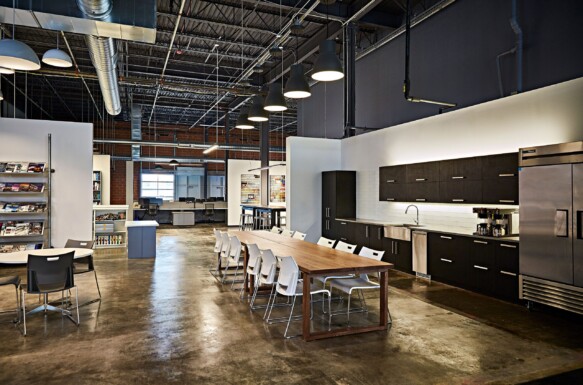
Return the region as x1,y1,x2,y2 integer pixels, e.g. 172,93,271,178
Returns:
93,205,129,249
0,163,50,253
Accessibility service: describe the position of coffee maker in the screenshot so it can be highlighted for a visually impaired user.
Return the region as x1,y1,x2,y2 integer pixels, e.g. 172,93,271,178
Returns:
473,207,518,237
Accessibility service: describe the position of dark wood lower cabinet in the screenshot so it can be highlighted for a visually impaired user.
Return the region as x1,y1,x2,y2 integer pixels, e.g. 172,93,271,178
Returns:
428,232,520,302
382,237,412,273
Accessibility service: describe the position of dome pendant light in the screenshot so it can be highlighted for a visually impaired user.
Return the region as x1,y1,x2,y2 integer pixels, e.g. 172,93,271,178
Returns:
264,82,287,112
235,108,254,129
248,95,269,122
284,64,311,99
0,66,15,74
0,1,40,71
42,34,72,68
311,40,344,82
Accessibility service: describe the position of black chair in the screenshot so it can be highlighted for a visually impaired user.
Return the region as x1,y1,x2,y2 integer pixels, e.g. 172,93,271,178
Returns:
65,239,100,307
21,251,79,336
204,203,215,223
0,275,21,325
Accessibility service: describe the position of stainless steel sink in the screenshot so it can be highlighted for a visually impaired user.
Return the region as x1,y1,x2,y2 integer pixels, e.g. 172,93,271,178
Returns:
383,223,425,241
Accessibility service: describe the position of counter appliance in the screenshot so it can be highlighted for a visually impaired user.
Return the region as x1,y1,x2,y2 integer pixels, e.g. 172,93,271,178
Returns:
518,141,583,314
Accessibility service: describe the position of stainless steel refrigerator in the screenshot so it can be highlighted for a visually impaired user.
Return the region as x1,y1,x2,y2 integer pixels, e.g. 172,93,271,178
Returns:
518,141,583,314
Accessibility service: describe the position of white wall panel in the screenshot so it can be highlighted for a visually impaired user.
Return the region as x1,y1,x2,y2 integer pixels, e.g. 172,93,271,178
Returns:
0,118,93,247
287,137,341,243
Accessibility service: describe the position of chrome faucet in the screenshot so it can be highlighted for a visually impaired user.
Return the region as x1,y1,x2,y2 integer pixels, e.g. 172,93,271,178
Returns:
405,205,419,225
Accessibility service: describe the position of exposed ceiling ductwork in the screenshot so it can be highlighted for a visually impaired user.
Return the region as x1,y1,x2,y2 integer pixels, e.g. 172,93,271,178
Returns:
77,0,121,116
130,105,142,159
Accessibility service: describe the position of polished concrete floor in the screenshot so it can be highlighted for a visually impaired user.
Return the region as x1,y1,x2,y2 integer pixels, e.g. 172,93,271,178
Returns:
0,225,582,385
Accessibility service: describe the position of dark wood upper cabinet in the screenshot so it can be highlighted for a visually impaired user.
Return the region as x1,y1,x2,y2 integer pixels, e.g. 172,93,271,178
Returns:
481,153,519,179
380,165,406,184
439,180,482,203
439,157,482,181
406,162,440,183
406,182,440,202
379,166,407,202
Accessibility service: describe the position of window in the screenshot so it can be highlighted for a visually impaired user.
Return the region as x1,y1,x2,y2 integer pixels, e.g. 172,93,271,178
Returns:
141,173,174,200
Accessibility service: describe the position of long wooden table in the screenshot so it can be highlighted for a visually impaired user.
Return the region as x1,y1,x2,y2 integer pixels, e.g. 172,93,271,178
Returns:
229,230,393,341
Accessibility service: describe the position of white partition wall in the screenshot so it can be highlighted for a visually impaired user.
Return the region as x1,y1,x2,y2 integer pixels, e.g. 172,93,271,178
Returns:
287,137,341,243
339,77,583,231
0,118,93,247
227,160,287,226
93,154,111,205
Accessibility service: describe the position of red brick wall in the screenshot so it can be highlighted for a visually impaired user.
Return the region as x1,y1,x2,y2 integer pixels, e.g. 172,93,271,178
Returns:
104,122,288,204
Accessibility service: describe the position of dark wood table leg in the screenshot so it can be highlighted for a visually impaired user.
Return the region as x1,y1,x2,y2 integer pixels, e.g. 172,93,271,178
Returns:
379,269,388,328
302,273,311,340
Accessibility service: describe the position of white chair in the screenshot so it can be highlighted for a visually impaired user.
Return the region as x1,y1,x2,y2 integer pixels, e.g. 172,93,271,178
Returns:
266,256,331,338
239,244,261,303
317,237,335,248
334,241,357,254
249,249,277,312
211,228,223,274
292,231,306,240
329,247,388,325
221,236,244,288
213,231,231,279
270,226,282,234
280,228,294,237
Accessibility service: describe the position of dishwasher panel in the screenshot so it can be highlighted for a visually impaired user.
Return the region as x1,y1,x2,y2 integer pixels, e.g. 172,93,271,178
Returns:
412,231,428,275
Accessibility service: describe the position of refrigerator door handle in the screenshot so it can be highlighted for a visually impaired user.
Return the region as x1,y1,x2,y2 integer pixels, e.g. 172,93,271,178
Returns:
554,209,569,237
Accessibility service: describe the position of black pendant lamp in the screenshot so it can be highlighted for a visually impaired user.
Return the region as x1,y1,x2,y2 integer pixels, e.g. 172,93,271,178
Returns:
235,108,254,129
311,40,344,82
248,95,269,122
284,63,311,99
264,82,287,112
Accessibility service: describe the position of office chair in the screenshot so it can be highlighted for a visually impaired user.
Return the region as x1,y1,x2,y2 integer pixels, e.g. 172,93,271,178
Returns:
204,203,215,223
65,239,100,307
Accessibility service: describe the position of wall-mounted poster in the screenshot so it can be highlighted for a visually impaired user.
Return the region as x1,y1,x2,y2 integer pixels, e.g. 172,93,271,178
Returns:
241,174,260,204
270,175,285,203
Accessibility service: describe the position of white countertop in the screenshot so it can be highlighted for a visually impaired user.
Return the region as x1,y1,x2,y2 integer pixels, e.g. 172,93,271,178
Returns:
125,220,159,228
0,247,93,264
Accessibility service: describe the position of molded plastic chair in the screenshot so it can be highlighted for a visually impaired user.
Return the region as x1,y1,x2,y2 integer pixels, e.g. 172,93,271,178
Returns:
21,251,79,336
65,239,100,307
280,229,294,237
0,275,21,326
270,227,282,234
334,241,357,254
292,231,306,240
210,229,223,274
316,237,336,248
329,247,389,325
266,256,331,338
221,236,244,288
252,249,277,312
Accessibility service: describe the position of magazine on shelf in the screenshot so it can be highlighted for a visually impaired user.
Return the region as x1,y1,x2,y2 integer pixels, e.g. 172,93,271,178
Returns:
15,222,30,236
10,184,20,192
5,163,28,173
19,183,30,192
0,243,43,253
2,221,16,236
30,222,43,235
0,163,6,172
28,183,45,193
27,163,46,173
1,183,10,192
3,203,20,212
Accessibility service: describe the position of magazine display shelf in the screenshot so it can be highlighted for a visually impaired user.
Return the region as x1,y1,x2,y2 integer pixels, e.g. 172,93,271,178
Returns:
0,135,52,252
93,205,129,249
93,170,102,204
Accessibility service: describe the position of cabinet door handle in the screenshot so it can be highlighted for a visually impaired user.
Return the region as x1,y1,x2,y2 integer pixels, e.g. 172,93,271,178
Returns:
499,173,515,177
415,198,426,202
440,258,453,263
340,222,346,225
365,225,369,238
474,265,488,271
500,243,517,249
378,227,382,240
473,240,488,244
391,241,394,254
340,237,347,241
386,198,395,201
499,200,515,203
395,242,398,254
387,179,396,183
500,270,517,277
440,235,452,240
415,178,427,182
451,176,465,180
452,199,465,202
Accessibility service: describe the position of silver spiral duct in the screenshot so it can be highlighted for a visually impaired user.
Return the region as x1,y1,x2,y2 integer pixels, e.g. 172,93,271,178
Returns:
77,0,121,116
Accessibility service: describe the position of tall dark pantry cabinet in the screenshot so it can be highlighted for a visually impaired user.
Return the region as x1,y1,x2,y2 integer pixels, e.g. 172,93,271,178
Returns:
322,171,356,239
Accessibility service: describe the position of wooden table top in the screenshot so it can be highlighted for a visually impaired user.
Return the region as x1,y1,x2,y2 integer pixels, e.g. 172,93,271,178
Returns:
239,205,286,211
229,230,392,275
